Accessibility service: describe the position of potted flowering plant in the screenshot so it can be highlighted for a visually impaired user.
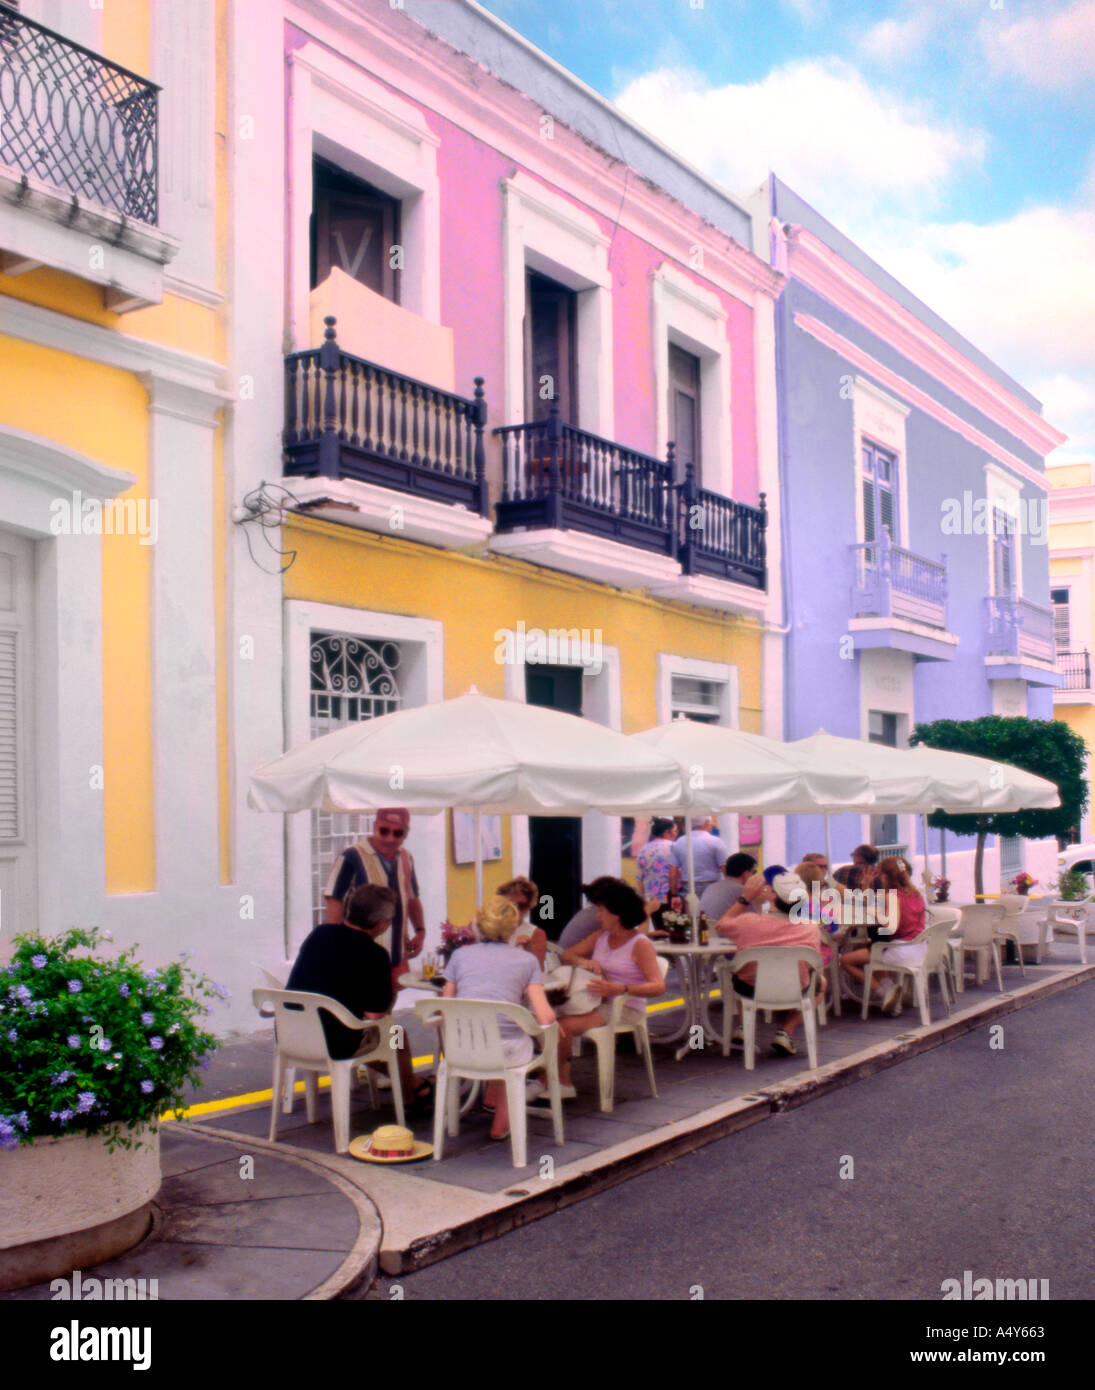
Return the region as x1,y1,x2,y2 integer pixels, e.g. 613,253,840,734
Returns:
1054,870,1090,903
439,920,477,963
0,927,221,1291
1010,871,1038,897
930,876,950,904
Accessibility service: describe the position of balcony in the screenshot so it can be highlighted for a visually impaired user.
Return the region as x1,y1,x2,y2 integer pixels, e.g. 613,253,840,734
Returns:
847,531,957,661
1053,649,1093,703
491,404,767,607
0,8,176,308
985,595,1064,688
282,318,493,550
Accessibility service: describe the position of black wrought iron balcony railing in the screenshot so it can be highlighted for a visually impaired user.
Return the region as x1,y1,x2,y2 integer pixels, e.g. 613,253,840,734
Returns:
283,318,490,516
985,594,1055,664
493,404,767,589
1055,649,1092,692
0,7,158,222
850,530,948,629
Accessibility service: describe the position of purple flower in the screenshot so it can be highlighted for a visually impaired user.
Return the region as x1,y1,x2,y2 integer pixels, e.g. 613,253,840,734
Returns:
31,954,47,969
67,980,82,994
6,1029,16,1043
49,1109,74,1126
0,1125,18,1150
14,984,31,1003
75,1092,96,1114
212,981,232,1000
67,1034,80,1049
96,1037,112,1052
149,1036,164,1051
140,1079,154,1094
118,983,130,998
15,1112,28,1131
140,1012,155,1026
167,1023,180,1035
51,1071,74,1085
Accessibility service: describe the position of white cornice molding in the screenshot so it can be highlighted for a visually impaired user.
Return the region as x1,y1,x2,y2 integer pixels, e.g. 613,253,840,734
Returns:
1,295,231,403
290,41,441,150
286,2,783,307
653,262,728,324
0,425,137,502
503,172,610,257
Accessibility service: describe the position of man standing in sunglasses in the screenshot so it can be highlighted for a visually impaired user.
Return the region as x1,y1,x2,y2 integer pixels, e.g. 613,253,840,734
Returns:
324,808,426,988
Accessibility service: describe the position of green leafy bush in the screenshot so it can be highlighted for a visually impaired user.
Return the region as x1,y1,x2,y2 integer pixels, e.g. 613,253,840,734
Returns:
0,928,220,1151
1054,871,1091,903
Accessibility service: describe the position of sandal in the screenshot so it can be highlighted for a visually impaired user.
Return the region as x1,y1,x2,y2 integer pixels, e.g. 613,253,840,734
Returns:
406,1078,435,1116
489,1128,510,1142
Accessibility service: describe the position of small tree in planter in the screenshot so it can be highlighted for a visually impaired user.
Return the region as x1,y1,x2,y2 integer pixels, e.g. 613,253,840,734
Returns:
0,927,220,1152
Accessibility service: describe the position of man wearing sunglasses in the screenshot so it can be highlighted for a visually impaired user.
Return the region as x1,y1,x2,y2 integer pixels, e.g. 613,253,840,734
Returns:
324,808,426,987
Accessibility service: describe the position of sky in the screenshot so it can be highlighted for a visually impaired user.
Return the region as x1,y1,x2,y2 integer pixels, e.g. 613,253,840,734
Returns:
478,0,1095,461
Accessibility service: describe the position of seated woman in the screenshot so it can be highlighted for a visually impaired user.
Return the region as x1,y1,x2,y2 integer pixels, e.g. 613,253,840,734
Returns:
555,879,667,1096
840,856,926,1015
496,875,548,968
441,895,555,1142
794,860,838,968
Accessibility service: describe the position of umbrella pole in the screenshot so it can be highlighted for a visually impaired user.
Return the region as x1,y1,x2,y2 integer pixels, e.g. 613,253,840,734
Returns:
940,827,947,880
824,814,832,873
474,808,483,906
921,813,932,892
686,827,697,920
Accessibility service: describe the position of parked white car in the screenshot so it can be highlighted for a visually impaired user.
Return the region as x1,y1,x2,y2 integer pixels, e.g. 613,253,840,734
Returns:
1056,844,1095,892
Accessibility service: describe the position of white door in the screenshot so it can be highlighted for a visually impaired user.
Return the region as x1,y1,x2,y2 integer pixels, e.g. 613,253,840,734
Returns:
0,529,37,943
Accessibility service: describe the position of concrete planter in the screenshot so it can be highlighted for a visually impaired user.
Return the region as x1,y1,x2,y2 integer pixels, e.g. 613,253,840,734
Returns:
0,1127,161,1292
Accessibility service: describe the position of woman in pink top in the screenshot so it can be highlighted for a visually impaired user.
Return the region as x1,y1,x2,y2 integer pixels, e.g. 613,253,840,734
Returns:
840,857,926,1016
555,879,666,1097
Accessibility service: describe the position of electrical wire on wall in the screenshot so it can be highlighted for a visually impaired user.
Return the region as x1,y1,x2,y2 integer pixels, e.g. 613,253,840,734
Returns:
231,481,299,574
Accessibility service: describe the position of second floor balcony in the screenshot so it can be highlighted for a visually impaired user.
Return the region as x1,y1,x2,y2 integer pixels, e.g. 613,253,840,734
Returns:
491,405,767,601
1055,649,1093,695
848,530,956,661
985,595,1064,688
0,7,172,308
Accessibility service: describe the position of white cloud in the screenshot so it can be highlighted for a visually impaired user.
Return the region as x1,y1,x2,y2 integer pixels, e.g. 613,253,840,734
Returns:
983,0,1095,90
614,57,986,226
860,206,1095,451
856,12,937,63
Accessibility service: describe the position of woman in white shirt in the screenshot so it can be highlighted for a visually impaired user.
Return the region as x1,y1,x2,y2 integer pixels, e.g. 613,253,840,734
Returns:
497,875,548,968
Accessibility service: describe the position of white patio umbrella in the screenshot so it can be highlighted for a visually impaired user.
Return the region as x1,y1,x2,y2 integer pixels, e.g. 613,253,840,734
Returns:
248,688,687,900
630,719,876,902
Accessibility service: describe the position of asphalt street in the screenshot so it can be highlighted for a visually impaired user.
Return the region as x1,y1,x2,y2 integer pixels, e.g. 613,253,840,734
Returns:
378,977,1095,1303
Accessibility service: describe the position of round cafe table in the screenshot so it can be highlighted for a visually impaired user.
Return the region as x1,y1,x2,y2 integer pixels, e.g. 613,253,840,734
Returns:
652,940,737,1061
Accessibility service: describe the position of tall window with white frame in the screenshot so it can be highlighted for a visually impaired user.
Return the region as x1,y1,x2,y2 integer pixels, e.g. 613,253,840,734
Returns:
862,440,899,546
525,270,578,424
669,343,702,485
309,632,402,925
991,507,1017,597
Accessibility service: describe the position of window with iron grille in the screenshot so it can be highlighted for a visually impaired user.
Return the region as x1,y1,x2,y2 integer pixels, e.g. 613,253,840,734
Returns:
309,632,402,925
861,441,898,544
1000,836,1023,883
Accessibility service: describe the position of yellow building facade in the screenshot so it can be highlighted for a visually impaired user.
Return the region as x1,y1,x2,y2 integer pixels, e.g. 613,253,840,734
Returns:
1048,460,1095,842
0,1,234,978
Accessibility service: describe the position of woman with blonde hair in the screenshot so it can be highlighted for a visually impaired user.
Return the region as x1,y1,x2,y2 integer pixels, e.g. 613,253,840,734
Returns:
442,895,555,1142
496,875,548,968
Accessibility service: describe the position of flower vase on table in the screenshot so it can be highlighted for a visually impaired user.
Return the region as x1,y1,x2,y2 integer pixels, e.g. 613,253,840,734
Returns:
438,921,477,968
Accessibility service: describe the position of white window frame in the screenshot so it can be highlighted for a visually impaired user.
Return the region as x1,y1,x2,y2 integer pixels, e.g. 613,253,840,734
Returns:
985,462,1024,597
288,42,442,349
500,635,623,887
652,263,732,495
502,172,614,438
283,600,444,958
852,377,910,549
655,652,740,851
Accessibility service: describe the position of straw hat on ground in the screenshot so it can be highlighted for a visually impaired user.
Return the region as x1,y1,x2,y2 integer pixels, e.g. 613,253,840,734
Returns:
348,1124,433,1163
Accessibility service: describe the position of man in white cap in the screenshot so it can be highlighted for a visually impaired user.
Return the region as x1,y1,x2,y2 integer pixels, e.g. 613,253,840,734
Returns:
715,865,824,1056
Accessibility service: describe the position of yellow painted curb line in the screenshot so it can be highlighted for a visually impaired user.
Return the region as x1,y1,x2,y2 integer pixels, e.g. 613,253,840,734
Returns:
165,991,709,1121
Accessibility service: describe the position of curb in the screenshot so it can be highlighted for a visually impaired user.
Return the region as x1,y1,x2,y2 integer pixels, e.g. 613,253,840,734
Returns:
385,961,1095,1275
158,1122,384,1301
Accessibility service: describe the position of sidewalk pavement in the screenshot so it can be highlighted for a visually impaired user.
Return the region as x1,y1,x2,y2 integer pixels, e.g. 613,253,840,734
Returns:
5,943,1092,1298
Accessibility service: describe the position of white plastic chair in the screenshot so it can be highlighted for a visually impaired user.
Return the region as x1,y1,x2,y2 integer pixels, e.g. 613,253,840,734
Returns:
1042,899,1095,965
925,905,963,995
862,919,955,1025
715,947,822,1070
949,904,1006,992
581,957,669,1112
414,998,563,1169
993,895,1028,977
252,988,404,1153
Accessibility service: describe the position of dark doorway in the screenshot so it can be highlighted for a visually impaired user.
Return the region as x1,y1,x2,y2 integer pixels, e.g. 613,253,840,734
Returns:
526,665,583,937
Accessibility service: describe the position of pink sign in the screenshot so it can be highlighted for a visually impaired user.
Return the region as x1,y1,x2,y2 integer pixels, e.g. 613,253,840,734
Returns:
738,815,763,847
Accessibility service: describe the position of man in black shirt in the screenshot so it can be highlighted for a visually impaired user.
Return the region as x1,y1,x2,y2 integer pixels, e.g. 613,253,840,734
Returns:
287,884,397,1057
